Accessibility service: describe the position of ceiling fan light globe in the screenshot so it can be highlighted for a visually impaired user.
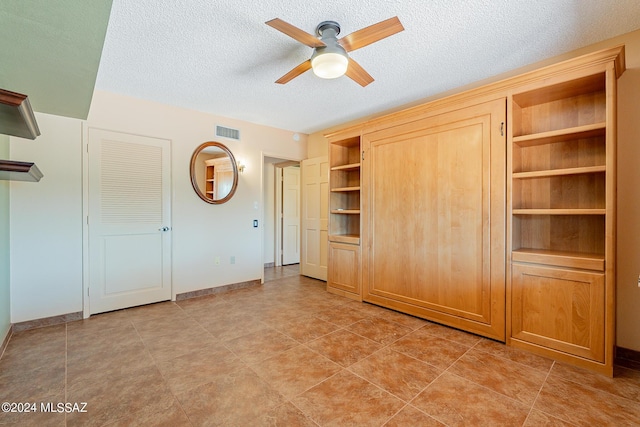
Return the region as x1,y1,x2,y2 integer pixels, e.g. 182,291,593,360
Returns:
311,52,349,79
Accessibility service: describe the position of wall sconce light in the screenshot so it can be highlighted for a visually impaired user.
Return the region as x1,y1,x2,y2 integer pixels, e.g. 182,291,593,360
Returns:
237,160,246,173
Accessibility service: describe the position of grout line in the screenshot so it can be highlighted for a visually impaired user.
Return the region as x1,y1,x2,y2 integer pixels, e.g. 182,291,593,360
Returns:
523,360,557,425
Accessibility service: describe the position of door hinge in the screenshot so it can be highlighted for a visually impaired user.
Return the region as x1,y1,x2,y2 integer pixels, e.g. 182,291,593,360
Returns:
87,287,90,297
500,122,505,137
362,151,365,161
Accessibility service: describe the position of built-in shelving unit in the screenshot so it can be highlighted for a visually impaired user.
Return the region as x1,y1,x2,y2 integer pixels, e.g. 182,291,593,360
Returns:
327,131,362,299
508,54,622,375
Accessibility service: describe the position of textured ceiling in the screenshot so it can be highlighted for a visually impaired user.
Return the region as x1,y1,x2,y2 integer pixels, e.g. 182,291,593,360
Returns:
7,1,640,134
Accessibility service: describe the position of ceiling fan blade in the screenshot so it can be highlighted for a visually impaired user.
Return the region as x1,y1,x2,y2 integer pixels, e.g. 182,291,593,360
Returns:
266,18,326,48
345,58,374,87
338,16,404,52
275,60,312,84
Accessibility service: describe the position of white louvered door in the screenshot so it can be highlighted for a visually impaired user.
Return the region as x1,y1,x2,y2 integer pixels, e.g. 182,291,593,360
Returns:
88,128,172,315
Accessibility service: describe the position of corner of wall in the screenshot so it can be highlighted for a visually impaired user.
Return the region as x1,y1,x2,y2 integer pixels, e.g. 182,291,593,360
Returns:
0,134,11,343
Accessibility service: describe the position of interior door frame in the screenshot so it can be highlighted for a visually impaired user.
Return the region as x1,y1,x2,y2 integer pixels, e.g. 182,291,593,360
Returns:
81,124,174,318
260,152,302,283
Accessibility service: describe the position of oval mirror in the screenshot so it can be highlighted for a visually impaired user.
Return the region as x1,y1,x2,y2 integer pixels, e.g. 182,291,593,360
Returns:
190,141,239,204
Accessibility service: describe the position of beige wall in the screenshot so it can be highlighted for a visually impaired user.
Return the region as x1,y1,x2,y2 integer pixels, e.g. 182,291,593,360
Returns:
309,28,640,351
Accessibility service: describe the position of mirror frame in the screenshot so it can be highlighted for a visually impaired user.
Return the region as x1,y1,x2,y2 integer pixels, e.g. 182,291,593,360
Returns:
189,141,239,204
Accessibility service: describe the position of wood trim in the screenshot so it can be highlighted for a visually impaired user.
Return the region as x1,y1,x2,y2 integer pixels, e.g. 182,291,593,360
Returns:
0,324,12,359
13,311,83,333
175,279,261,301
324,46,625,139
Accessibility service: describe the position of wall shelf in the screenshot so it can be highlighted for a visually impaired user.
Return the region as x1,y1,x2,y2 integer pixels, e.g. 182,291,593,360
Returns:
0,160,43,182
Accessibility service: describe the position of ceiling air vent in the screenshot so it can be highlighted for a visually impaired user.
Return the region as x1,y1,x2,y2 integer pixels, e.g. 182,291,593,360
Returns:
215,125,240,141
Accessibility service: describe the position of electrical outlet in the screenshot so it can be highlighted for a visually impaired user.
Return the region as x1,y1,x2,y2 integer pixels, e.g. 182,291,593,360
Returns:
214,257,220,265
230,256,235,265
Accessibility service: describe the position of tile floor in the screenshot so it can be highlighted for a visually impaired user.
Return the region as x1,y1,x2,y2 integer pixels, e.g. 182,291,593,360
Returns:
1,265,640,426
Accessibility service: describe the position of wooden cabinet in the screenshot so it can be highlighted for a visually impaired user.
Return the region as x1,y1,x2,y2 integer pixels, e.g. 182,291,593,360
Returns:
328,242,360,296
323,45,624,374
327,130,362,300
361,98,507,341
507,55,622,375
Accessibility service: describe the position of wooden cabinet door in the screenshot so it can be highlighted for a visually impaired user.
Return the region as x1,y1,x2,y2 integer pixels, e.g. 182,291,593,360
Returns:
328,242,360,297
511,263,605,362
361,98,506,340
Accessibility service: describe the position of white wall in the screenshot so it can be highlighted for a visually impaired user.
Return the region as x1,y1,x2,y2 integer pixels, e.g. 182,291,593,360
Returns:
0,135,10,338
7,91,307,323
86,91,307,295
10,114,83,322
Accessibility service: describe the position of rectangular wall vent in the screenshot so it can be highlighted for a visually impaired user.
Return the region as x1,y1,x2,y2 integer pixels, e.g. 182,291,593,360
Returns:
215,125,240,141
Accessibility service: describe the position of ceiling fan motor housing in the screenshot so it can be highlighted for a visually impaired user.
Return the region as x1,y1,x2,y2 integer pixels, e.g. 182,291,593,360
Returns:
311,21,349,79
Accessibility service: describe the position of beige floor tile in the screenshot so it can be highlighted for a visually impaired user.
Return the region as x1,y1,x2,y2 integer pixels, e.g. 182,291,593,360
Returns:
373,308,428,331
306,329,382,367
155,343,245,394
412,372,531,426
270,315,340,343
67,323,142,354
389,328,469,369
251,402,318,426
251,345,341,399
314,305,370,327
550,362,640,402
199,313,270,341
132,313,200,341
420,321,483,346
67,365,176,427
534,374,640,426
347,316,412,345
126,301,184,322
224,327,299,364
102,398,191,427
349,348,442,402
449,347,548,405
523,410,578,426
0,358,65,402
384,405,446,426
0,393,66,427
474,338,554,373
176,366,285,426
293,369,404,426
67,339,154,385
142,325,217,362
1,325,66,371
66,310,132,337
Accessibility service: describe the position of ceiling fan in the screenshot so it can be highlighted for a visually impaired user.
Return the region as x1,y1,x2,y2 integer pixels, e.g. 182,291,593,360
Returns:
265,16,404,87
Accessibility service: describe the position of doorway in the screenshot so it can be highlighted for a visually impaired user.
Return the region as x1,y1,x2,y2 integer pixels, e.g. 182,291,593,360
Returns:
263,157,300,271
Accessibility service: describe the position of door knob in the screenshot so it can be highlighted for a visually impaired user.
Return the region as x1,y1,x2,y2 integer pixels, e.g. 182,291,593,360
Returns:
159,226,171,232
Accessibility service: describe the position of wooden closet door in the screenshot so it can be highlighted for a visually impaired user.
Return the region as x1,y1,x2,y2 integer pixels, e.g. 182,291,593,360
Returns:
361,98,506,340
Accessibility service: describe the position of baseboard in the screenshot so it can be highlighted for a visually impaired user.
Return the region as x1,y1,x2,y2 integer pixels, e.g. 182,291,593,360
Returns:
176,279,261,301
0,324,12,359
12,311,83,333
264,262,275,268
616,346,640,365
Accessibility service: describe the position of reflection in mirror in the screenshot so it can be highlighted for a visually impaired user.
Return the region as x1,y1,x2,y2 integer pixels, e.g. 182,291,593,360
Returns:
190,141,238,204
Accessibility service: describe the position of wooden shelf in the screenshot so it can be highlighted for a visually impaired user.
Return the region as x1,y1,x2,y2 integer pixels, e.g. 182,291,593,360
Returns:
331,186,360,192
513,208,605,215
329,234,360,245
331,209,360,214
513,122,606,147
0,160,43,182
513,165,606,179
331,163,360,171
512,248,604,271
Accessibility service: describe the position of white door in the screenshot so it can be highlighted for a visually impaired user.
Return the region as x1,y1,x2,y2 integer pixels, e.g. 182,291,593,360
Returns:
282,166,300,265
300,156,328,280
88,128,172,315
